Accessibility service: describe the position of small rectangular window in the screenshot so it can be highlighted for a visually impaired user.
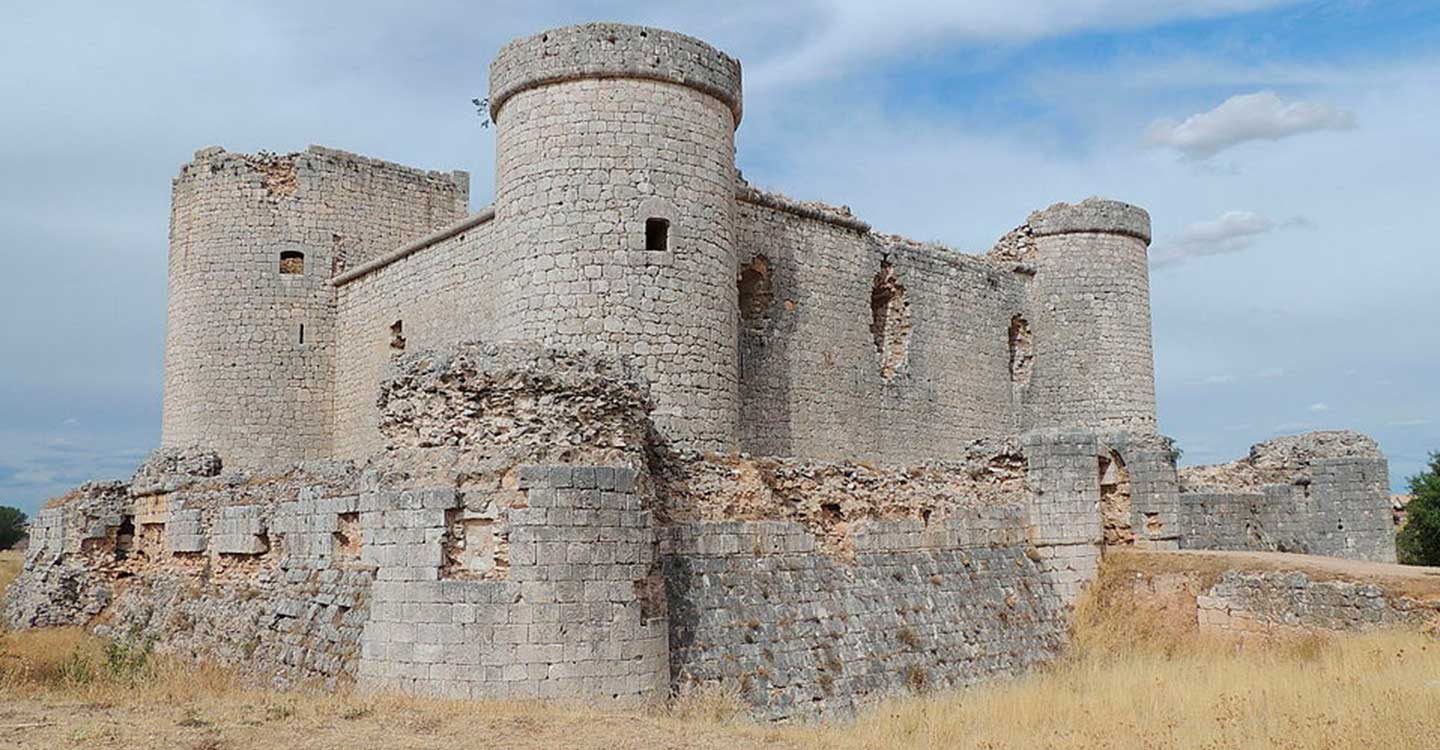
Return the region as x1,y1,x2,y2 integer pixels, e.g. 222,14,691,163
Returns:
279,250,304,275
645,218,669,252
299,324,305,344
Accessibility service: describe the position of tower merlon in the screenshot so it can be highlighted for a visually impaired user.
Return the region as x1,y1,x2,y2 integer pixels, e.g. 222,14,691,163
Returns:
1028,197,1151,245
488,22,744,126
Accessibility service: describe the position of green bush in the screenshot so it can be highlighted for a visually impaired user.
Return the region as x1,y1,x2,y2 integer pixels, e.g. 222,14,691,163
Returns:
1397,452,1440,566
0,506,26,550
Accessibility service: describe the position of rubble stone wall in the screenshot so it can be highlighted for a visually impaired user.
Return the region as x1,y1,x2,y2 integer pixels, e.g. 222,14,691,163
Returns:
1178,432,1396,562
662,510,1067,721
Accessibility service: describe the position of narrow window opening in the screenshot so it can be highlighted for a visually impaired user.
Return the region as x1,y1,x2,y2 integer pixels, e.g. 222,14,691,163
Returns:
298,324,305,345
389,320,406,354
279,250,304,275
645,218,669,252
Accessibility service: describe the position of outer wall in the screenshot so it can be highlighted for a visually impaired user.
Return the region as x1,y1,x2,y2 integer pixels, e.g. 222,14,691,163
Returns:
735,201,1026,461
1025,231,1157,431
490,78,740,450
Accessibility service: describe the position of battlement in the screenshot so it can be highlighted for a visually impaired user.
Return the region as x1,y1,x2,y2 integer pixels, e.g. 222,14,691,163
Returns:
488,23,744,125
1028,197,1152,243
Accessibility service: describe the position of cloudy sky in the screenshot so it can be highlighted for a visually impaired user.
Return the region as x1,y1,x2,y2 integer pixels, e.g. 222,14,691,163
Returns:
2,1,1437,517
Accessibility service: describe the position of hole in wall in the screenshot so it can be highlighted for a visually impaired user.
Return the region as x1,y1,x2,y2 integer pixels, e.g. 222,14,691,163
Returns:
869,260,911,380
1008,315,1033,389
645,218,669,252
279,250,304,275
333,512,361,565
389,320,406,354
114,515,136,561
1098,450,1134,546
738,255,774,326
298,324,305,345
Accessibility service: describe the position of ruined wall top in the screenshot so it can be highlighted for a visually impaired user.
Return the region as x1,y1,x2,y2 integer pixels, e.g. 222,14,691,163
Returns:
1028,197,1151,244
488,23,744,125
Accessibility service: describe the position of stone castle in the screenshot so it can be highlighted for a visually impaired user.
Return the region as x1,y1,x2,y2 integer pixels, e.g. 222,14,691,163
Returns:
5,23,1399,720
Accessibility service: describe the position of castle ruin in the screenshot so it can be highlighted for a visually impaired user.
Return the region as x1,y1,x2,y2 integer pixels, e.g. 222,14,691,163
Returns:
4,23,1398,720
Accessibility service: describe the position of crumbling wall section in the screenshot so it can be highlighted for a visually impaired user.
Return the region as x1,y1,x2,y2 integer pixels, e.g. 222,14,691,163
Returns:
734,195,1026,462
1178,432,1395,562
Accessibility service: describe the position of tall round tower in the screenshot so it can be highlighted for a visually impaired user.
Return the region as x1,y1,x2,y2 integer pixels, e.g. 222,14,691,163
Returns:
487,23,743,450
162,147,339,466
1022,198,1157,431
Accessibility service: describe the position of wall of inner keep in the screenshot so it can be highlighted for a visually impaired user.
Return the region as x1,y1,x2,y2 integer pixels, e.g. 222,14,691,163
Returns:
662,510,1068,721
162,146,468,468
733,197,1026,462
332,220,499,460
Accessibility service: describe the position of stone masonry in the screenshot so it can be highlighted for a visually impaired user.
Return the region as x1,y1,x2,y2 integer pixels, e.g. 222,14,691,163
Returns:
3,21,1400,721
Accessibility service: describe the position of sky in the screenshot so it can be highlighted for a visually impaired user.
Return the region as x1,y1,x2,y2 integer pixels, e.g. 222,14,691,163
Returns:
1,0,1437,517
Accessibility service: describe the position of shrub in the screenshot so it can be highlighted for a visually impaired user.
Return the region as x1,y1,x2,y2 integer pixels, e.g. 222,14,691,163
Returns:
1397,452,1440,566
0,506,26,550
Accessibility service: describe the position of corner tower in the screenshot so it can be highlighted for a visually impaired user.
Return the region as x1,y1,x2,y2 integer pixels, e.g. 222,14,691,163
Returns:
1022,198,1157,431
488,23,743,450
162,146,468,467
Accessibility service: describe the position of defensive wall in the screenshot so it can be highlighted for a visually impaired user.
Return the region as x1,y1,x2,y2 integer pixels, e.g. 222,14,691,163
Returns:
6,341,1402,720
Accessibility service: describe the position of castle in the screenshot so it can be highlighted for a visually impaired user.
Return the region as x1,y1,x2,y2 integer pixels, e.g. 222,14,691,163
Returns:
5,23,1399,720
161,22,1155,467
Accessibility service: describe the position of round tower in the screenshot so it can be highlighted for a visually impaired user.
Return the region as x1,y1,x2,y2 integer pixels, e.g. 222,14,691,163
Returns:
487,23,743,450
161,147,339,467
1023,198,1157,431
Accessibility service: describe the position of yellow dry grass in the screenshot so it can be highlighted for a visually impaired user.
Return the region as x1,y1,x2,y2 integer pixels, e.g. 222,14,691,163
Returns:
2,549,1439,749
0,549,20,598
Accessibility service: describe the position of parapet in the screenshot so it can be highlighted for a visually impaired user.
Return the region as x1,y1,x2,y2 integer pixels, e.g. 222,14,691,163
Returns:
1027,197,1151,244
488,22,744,125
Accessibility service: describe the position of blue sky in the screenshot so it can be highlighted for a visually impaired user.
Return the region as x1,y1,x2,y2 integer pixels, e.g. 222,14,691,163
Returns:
1,1,1437,517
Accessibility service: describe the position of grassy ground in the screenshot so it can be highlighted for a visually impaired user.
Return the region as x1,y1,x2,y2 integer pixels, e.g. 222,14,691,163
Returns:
2,549,1439,749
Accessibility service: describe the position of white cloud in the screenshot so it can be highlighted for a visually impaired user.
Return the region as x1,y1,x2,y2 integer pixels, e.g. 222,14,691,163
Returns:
1388,418,1431,427
1151,210,1276,267
1146,90,1357,159
1204,374,1237,385
1258,367,1285,379
744,1,1299,91
1308,402,1329,412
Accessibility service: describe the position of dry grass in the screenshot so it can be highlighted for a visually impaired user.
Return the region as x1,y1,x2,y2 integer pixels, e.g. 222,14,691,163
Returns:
0,549,20,598
2,549,1440,748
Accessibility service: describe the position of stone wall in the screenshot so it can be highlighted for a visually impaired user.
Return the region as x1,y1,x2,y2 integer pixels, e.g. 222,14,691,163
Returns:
734,193,1027,462
1106,551,1440,637
358,466,669,704
162,146,468,468
663,510,1067,721
1178,432,1396,562
332,216,498,459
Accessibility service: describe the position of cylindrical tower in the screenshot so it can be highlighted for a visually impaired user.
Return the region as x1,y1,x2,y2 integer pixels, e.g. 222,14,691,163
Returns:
1023,198,1157,431
488,23,743,450
162,147,338,466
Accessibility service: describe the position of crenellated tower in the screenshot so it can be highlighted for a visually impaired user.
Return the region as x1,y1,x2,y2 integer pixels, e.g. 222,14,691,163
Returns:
487,23,744,450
